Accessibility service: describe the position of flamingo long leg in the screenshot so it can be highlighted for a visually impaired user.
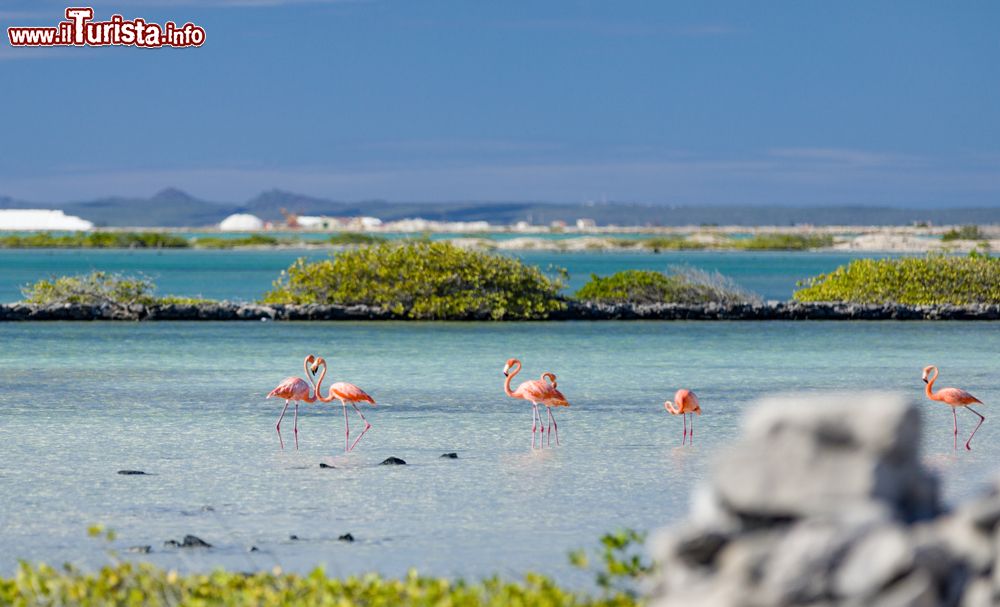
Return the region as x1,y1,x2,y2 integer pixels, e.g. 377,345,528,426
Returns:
546,407,559,447
348,402,372,452
293,402,299,450
690,413,694,445
342,400,351,452
531,403,539,449
964,406,985,451
953,408,959,451
275,400,290,450
682,413,687,445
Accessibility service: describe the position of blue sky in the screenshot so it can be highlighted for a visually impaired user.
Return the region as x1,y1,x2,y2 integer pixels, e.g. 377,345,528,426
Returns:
2,1,998,206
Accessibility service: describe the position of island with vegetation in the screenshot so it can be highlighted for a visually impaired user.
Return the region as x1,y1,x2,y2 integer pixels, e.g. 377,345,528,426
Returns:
1,245,998,321
2,226,995,252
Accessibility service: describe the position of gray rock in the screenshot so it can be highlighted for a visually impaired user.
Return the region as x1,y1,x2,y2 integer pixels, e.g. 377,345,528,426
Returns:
180,535,211,548
127,545,152,554
338,533,355,542
380,457,406,465
759,519,863,604
874,570,938,607
713,392,938,522
960,578,993,607
833,524,914,599
117,470,147,475
440,452,459,459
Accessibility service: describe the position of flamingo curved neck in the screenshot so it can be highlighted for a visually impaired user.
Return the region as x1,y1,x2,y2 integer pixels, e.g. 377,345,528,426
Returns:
504,361,521,397
665,400,680,415
925,367,939,401
307,358,328,403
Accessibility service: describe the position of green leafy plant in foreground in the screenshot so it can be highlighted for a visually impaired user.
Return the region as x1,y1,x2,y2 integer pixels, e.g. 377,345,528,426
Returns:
570,529,653,599
575,268,760,305
793,253,1000,305
20,272,213,308
0,563,640,607
0,526,647,607
263,241,566,319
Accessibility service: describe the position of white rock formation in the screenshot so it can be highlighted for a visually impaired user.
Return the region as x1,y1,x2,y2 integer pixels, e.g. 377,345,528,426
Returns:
218,213,264,231
0,209,93,231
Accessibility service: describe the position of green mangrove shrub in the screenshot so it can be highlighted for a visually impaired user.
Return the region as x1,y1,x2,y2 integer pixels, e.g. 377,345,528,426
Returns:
941,225,986,242
636,236,707,251
731,233,834,250
0,232,189,248
20,272,211,307
793,253,1000,305
192,234,282,248
328,232,385,246
576,268,760,305
263,241,566,319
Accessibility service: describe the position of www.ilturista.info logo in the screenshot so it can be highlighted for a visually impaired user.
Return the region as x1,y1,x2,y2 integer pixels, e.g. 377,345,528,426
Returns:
7,7,205,48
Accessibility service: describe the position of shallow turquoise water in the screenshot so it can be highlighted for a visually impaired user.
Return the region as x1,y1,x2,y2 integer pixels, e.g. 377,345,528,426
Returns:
0,321,997,582
0,249,878,302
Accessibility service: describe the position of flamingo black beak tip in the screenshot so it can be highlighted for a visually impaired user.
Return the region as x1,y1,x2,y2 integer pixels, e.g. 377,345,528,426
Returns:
922,378,928,384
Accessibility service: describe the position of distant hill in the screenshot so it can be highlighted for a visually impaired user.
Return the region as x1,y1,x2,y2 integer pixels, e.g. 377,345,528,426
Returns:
2,188,1000,227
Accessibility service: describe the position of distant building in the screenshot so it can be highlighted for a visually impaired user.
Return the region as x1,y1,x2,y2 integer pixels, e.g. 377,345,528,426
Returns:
0,209,93,231
576,218,596,229
295,215,328,229
219,213,264,231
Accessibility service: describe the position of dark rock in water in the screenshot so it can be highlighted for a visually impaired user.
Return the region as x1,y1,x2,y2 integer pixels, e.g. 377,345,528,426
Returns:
289,534,299,541
380,456,406,465
201,505,215,512
117,470,147,475
440,452,459,459
127,545,152,554
319,463,335,469
338,533,355,542
180,535,211,548
248,546,259,553
163,540,180,548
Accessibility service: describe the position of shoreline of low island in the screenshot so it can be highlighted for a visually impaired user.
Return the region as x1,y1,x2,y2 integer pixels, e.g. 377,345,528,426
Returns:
3,301,999,321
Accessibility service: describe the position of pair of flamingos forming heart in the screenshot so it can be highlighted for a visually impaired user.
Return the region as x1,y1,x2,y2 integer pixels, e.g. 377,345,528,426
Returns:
266,354,376,452
503,358,571,448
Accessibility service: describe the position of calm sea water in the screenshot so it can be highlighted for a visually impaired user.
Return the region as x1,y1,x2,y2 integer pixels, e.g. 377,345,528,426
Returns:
0,322,997,583
0,249,879,303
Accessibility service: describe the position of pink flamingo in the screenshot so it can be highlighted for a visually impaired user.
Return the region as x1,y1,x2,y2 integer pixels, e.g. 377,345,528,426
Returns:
266,354,318,450
312,356,376,452
923,365,985,451
503,359,570,448
664,389,701,445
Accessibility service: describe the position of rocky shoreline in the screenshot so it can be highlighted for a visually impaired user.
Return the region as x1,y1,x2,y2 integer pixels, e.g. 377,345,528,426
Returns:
1,301,999,321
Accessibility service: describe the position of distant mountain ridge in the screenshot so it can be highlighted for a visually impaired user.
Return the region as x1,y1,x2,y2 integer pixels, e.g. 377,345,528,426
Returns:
2,188,1000,227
